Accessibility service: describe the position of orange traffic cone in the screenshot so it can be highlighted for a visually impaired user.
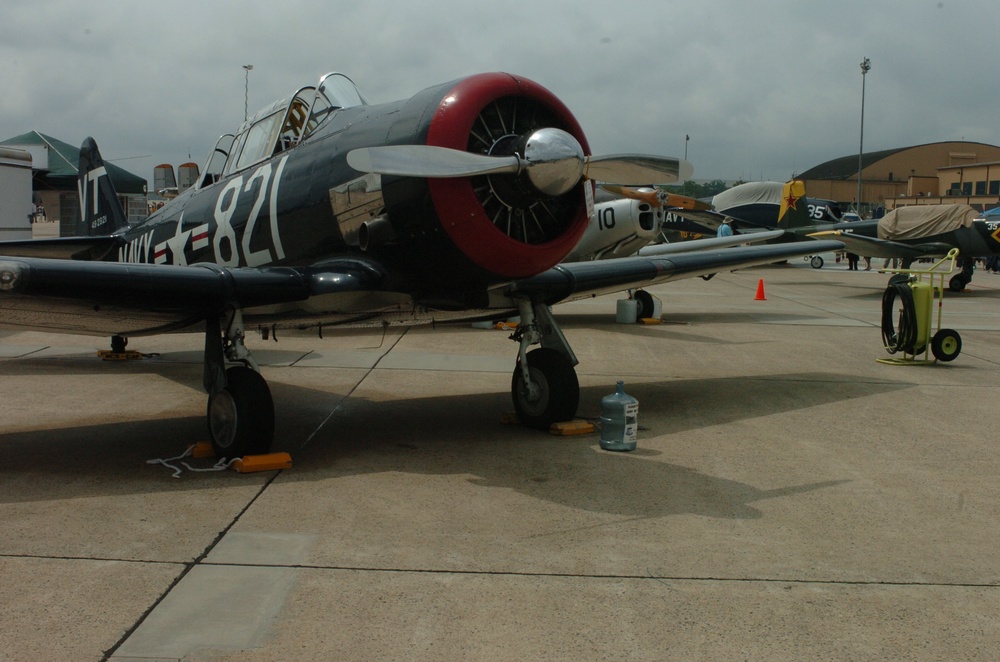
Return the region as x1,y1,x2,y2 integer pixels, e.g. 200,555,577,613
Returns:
754,279,766,301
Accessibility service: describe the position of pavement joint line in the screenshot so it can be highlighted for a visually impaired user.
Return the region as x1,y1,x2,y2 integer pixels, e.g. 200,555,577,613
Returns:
184,561,1000,589
101,469,285,660
4,552,997,591
0,553,183,566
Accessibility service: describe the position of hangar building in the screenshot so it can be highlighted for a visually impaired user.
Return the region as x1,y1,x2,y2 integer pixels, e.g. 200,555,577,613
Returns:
795,141,1000,217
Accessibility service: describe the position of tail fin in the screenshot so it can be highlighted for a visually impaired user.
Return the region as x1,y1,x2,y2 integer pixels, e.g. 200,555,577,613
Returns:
77,137,129,236
776,180,813,229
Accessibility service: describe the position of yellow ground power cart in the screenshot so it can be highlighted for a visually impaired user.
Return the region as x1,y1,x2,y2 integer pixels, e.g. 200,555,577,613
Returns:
878,248,962,365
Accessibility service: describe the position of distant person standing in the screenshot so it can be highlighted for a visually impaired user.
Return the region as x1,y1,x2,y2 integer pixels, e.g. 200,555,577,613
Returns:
717,217,733,238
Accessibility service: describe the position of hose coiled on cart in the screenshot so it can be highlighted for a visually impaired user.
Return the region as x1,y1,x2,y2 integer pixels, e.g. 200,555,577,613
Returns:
881,278,917,354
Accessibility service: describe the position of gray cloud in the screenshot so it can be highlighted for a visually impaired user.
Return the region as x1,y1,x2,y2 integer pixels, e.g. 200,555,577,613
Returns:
3,0,996,185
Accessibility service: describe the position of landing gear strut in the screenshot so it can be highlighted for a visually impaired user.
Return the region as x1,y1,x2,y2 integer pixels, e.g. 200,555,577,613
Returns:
203,307,274,458
948,256,976,293
509,298,580,428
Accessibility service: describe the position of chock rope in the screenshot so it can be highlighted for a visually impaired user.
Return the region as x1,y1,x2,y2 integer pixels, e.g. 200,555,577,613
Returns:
147,445,238,478
881,280,918,354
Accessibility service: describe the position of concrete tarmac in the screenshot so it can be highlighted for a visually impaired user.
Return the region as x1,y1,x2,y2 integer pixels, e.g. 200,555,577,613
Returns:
1,259,999,660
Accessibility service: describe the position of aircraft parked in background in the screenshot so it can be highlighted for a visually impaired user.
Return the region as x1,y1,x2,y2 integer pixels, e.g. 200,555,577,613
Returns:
566,186,712,261
660,180,843,238
0,71,841,457
809,203,1000,291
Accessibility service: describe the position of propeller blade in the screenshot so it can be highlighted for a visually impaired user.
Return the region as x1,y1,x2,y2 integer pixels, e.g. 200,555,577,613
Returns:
347,145,520,178
584,155,693,186
601,185,713,211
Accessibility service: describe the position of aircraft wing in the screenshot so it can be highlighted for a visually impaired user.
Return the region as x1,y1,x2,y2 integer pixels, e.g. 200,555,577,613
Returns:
0,255,385,336
506,239,845,303
0,239,842,336
637,230,784,256
807,230,953,259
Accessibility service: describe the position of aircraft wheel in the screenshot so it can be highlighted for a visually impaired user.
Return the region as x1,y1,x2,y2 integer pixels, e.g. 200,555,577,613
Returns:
633,290,655,322
810,255,824,269
931,328,962,362
511,348,579,429
207,366,274,458
948,275,968,293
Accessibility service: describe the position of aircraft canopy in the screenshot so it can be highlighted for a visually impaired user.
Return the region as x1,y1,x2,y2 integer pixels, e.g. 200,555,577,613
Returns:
199,73,370,188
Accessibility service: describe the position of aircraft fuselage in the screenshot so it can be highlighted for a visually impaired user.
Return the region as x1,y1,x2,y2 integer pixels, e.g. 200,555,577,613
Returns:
116,73,592,306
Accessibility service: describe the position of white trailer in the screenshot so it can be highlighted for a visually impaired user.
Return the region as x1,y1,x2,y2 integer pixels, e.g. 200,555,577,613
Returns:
0,146,34,240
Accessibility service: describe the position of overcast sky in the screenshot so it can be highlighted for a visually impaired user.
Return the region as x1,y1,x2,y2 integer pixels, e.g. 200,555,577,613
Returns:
3,0,997,186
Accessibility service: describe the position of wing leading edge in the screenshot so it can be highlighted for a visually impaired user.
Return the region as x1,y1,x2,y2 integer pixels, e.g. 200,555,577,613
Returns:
506,239,845,304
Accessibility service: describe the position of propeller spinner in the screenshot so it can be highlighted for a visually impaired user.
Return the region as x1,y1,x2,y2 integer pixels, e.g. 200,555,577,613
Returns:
346,127,693,196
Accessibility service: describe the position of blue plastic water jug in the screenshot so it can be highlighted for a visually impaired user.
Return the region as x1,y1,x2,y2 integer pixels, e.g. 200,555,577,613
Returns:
599,381,638,451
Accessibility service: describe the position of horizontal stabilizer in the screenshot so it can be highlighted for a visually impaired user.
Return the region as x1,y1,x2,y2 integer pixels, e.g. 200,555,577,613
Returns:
0,236,121,261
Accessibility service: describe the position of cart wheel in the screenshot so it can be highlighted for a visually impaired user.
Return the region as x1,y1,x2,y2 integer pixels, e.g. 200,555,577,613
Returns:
810,255,824,269
931,328,962,362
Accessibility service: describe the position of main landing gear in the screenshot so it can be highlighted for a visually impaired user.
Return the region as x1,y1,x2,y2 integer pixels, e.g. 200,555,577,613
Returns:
197,299,583,454
948,256,976,293
509,298,580,428
203,307,274,458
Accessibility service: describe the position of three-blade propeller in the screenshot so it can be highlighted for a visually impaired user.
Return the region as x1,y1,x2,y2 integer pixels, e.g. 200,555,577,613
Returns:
346,127,692,196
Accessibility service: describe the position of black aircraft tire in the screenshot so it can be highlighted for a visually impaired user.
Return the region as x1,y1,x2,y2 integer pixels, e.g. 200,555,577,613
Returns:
931,328,962,362
948,275,968,293
207,366,275,458
810,255,824,269
511,348,579,429
634,290,655,322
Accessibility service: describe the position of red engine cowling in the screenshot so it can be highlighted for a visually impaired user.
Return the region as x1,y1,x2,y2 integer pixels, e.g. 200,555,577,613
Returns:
424,73,591,279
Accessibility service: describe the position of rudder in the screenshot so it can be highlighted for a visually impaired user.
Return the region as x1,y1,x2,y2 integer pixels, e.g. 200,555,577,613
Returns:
776,180,811,229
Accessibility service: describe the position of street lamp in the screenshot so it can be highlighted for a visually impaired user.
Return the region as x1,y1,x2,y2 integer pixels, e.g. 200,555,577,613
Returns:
243,65,254,121
857,57,871,216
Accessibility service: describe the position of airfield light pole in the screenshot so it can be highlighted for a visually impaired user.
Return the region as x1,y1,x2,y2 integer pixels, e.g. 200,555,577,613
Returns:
857,57,871,216
243,65,254,122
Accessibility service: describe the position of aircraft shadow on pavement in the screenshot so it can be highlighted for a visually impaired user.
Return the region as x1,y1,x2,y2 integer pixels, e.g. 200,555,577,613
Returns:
0,365,911,518
273,371,906,520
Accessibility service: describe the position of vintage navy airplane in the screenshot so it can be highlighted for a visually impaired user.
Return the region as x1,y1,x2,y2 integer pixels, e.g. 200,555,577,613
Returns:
808,204,1000,291
658,180,842,238
0,72,842,458
565,186,713,261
